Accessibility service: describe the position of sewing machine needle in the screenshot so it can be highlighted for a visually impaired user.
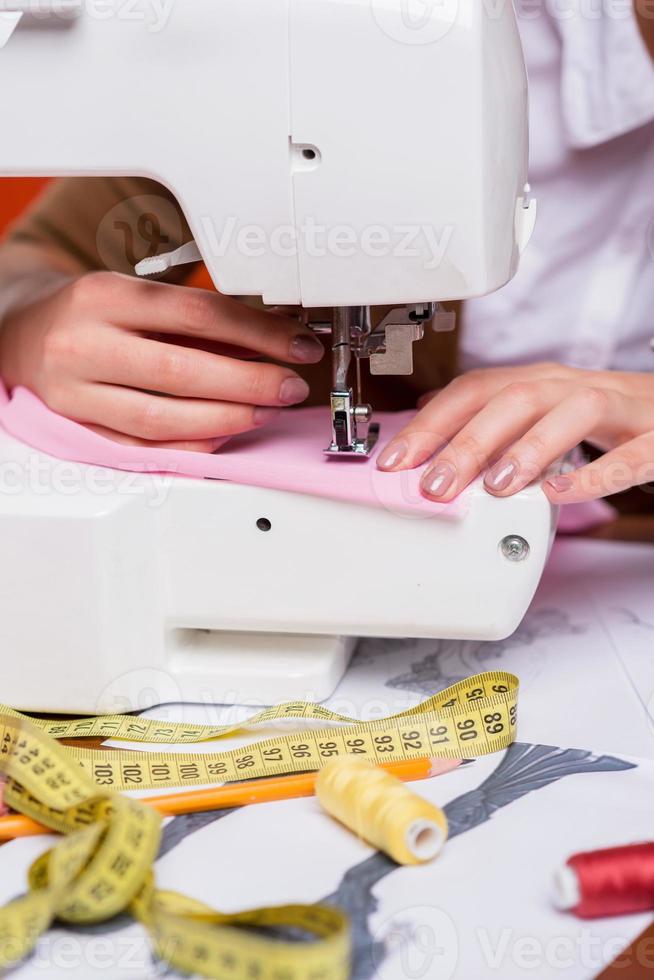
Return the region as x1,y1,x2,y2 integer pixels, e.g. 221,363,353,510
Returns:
356,353,362,407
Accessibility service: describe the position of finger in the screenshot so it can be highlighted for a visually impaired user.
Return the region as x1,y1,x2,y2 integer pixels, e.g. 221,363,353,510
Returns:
543,431,654,504
417,389,438,409
80,275,324,364
424,382,563,499
483,386,631,497
68,383,283,441
377,363,577,473
84,423,229,454
417,379,569,502
145,332,270,360
377,374,497,472
89,329,311,406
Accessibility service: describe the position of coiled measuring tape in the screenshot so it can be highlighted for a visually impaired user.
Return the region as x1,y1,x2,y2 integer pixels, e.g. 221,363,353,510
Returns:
0,671,518,977
0,710,349,979
5,670,518,790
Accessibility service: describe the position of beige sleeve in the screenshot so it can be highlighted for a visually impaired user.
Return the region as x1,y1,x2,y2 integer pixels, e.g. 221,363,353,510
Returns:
3,176,461,405
4,176,195,282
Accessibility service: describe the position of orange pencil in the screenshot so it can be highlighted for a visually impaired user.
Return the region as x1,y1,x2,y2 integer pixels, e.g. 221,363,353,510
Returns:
0,756,460,842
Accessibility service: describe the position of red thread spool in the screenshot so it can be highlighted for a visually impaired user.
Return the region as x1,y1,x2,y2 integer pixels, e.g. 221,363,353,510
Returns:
554,843,654,919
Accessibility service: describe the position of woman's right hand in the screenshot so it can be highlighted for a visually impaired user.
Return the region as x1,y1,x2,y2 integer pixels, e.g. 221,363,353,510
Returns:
0,271,323,452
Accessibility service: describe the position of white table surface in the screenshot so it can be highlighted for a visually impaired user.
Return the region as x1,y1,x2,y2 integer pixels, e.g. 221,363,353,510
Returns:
2,537,653,980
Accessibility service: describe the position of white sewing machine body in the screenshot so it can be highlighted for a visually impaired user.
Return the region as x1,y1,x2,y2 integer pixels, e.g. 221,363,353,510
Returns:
0,0,534,305
0,429,555,713
0,0,551,710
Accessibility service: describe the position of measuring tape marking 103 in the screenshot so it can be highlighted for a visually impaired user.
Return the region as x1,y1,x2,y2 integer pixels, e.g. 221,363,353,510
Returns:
3,671,519,791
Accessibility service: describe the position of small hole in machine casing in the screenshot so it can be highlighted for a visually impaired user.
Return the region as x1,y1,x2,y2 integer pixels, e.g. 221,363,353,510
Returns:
256,517,272,532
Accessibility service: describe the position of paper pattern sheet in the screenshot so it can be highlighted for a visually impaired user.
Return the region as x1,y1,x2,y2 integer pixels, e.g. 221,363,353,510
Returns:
568,540,654,731
1,537,653,980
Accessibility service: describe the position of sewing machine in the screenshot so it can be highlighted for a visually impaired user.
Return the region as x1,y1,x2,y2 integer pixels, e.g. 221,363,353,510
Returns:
0,0,553,713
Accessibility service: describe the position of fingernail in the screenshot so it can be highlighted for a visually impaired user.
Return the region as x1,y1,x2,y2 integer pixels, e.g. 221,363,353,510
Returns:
421,461,456,498
546,475,573,494
279,377,310,405
485,458,518,493
290,334,324,363
253,407,281,426
377,440,407,471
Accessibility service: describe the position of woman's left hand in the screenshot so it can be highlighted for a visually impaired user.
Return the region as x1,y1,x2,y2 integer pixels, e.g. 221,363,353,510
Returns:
375,362,654,504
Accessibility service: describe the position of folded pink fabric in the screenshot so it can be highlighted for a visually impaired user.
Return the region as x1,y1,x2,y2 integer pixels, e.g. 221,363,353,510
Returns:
0,380,618,531
0,380,466,519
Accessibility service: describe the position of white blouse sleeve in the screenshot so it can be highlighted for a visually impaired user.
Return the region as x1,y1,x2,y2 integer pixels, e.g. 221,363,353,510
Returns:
552,2,654,147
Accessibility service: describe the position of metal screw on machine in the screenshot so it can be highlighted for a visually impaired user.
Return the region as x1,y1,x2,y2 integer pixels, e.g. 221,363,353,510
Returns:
500,535,530,562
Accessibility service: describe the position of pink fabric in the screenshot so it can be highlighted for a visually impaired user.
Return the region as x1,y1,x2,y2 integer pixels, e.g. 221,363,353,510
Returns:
0,381,618,531
0,381,466,519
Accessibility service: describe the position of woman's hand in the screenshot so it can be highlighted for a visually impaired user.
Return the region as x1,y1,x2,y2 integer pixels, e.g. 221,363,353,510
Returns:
376,362,654,504
0,271,324,452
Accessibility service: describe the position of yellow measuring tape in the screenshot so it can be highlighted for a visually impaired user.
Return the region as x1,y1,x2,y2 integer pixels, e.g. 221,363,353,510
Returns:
0,710,349,978
0,670,518,978
6,669,519,790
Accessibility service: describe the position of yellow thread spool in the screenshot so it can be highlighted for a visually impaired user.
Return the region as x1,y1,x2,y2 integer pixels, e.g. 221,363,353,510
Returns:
315,758,448,865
